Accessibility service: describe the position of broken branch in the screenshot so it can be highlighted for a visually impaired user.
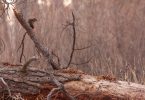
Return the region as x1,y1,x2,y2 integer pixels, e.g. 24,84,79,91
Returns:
13,9,60,70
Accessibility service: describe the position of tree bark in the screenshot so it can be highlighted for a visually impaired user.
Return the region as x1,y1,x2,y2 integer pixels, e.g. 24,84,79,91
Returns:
0,67,145,99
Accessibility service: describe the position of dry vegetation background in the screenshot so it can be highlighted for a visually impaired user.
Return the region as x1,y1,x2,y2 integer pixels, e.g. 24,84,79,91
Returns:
0,0,145,83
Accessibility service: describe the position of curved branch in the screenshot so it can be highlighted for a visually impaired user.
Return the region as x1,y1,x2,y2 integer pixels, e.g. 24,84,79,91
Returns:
66,12,76,68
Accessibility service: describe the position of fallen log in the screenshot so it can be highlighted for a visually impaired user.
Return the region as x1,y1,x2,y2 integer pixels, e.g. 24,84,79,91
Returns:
0,67,145,100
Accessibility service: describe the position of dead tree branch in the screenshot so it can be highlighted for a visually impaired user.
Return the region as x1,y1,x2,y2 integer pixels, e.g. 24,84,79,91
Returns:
0,77,11,96
17,32,27,63
13,9,60,70
66,12,76,68
65,12,93,68
47,74,75,100
20,56,38,73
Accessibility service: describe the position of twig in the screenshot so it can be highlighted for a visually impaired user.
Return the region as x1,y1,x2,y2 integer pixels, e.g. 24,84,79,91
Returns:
20,56,38,73
64,12,93,68
17,32,27,63
0,77,11,96
74,44,92,51
52,51,61,67
47,74,75,100
47,88,60,100
17,32,27,51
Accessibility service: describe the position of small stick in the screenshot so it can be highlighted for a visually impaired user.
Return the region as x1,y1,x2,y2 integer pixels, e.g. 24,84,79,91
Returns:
20,56,38,73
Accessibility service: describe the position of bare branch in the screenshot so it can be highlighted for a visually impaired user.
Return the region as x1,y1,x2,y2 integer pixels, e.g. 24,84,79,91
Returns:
47,87,60,100
52,51,61,67
17,32,27,63
20,56,38,73
17,32,27,51
64,12,93,68
60,21,73,38
13,9,60,70
47,74,75,100
0,77,11,96
74,44,93,51
66,12,76,68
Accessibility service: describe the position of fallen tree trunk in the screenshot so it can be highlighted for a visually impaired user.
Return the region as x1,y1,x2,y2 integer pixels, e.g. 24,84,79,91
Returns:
0,67,145,100
0,67,81,94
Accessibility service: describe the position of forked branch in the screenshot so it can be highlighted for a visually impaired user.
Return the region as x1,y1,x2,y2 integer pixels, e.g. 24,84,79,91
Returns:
13,9,60,70
65,12,93,68
66,12,76,68
47,74,75,100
